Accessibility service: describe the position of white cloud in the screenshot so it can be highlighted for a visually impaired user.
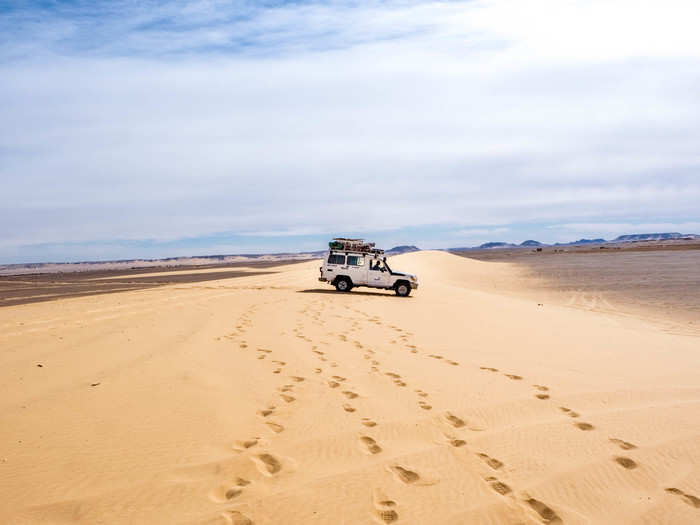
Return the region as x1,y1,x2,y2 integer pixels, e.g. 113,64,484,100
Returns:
455,227,510,236
1,1,700,261
549,222,700,234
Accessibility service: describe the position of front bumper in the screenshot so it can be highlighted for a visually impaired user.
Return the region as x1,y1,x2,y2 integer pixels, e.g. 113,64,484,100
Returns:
319,277,328,282
411,282,419,289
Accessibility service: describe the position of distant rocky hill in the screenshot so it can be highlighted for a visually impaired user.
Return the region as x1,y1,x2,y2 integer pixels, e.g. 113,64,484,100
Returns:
520,240,543,247
386,245,420,255
554,238,606,246
478,242,516,249
612,232,699,242
449,232,699,252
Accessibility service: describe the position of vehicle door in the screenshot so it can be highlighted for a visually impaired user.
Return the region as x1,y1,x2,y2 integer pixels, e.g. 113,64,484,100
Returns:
325,252,346,281
346,254,367,285
368,258,390,288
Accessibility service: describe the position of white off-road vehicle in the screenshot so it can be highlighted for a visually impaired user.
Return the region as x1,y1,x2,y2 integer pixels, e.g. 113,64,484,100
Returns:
318,238,418,296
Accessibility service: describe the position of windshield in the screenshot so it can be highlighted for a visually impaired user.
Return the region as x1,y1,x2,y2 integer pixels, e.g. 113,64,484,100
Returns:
370,259,384,271
369,258,392,273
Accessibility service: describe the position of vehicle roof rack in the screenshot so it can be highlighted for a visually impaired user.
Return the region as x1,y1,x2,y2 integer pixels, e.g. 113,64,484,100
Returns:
329,238,385,255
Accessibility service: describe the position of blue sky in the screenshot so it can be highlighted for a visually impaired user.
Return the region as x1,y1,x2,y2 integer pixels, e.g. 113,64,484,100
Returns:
2,1,700,263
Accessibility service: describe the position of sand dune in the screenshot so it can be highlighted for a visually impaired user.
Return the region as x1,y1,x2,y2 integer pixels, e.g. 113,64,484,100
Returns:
1,251,699,524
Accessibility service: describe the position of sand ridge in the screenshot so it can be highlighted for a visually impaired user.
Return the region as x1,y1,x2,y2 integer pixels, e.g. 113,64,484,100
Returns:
1,251,699,524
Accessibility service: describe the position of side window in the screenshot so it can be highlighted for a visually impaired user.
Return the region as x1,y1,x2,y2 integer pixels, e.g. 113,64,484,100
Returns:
347,255,365,266
328,254,345,265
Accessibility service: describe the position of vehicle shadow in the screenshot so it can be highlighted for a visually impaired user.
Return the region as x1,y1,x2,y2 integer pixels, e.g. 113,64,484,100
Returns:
297,288,411,298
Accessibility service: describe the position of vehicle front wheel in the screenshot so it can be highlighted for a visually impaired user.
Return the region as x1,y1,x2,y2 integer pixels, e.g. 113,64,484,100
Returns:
335,278,352,292
395,282,411,297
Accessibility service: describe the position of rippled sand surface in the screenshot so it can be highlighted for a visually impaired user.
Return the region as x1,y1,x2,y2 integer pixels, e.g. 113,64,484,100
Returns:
1,251,698,524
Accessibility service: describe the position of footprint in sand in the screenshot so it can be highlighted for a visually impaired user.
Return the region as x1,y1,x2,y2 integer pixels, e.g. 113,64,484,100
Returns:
428,354,443,360
233,438,259,451
272,368,281,374
253,453,281,475
394,379,407,387
221,510,253,525
385,372,401,379
665,487,700,508
314,368,322,374
328,380,340,388
533,385,549,391
388,465,420,484
445,434,466,447
278,385,293,393
559,407,580,418
418,400,432,410
265,422,284,433
360,436,382,454
613,456,637,469
524,496,562,523
210,477,251,502
219,487,242,501
257,408,274,417
477,453,504,470
415,390,429,398
332,375,347,382
535,394,550,400
609,438,636,450
574,422,595,431
446,360,459,366
485,476,511,495
361,418,377,427
280,394,295,403
342,391,359,399
480,366,498,372
343,403,356,413
290,376,305,382
505,374,523,380
444,412,466,428
373,490,398,523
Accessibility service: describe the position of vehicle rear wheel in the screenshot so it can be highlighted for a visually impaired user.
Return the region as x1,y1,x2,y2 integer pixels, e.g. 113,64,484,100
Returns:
335,278,352,292
395,282,411,297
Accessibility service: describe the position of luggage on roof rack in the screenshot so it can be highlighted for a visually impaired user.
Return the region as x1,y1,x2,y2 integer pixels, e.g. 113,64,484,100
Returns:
329,238,384,254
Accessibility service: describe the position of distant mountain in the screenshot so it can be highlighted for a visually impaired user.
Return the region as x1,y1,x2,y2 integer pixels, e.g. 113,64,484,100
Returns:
612,232,699,242
478,242,517,249
447,231,700,253
554,238,606,246
386,245,420,255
